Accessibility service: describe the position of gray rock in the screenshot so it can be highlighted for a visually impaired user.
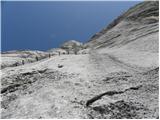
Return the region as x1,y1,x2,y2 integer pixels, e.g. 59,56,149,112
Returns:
85,1,158,53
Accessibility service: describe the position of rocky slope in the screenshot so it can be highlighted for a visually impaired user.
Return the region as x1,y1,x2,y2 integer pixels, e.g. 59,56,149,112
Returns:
1,40,84,69
1,1,159,119
85,1,158,70
86,1,158,51
61,40,84,54
61,40,83,49
47,48,68,55
1,50,50,69
47,40,84,55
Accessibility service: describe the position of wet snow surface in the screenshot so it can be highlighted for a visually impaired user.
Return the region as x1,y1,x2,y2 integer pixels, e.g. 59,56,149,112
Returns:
1,52,159,119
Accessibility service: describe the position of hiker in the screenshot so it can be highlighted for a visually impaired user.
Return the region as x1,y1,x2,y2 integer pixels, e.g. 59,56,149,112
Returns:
67,50,69,54
15,62,18,66
36,56,38,61
49,53,51,58
58,51,60,56
22,60,25,65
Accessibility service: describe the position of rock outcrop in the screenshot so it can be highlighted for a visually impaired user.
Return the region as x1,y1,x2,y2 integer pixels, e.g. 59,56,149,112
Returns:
61,40,83,54
61,40,83,49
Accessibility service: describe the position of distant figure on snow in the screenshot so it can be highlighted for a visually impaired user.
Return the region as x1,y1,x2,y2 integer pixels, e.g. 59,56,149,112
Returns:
15,62,18,66
36,56,38,61
22,60,25,65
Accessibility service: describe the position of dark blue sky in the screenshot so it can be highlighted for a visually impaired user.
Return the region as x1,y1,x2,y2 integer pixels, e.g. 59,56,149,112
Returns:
1,1,142,51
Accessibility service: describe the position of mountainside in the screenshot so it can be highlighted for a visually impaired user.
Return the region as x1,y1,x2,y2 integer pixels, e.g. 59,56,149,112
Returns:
85,1,159,70
86,1,158,52
1,1,159,119
1,50,49,69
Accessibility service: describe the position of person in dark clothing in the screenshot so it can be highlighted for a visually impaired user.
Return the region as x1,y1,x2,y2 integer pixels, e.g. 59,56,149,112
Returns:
14,62,18,66
22,60,25,65
36,56,38,61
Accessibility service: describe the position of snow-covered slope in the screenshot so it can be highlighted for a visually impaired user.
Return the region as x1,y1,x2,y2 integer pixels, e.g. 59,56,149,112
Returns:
1,53,158,118
1,1,159,119
1,50,49,69
86,1,158,51
85,1,158,70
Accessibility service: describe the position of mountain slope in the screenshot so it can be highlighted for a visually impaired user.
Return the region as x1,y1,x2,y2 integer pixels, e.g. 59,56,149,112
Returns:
1,50,49,69
86,1,158,52
85,1,158,70
1,1,159,119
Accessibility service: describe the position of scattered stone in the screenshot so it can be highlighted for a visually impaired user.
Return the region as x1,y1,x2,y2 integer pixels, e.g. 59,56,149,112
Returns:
87,100,150,119
58,64,63,68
